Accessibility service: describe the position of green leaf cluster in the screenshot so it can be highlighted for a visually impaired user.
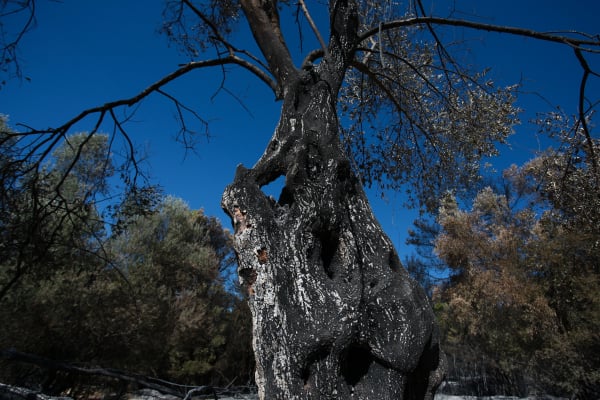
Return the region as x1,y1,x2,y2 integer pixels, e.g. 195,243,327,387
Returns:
0,123,253,391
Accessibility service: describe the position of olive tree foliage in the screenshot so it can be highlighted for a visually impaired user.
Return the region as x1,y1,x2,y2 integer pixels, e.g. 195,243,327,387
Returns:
339,21,519,210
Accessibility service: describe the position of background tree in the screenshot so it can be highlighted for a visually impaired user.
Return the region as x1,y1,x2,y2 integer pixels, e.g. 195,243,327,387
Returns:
0,128,111,297
0,126,253,392
107,196,242,384
0,130,120,389
432,119,600,397
0,117,160,300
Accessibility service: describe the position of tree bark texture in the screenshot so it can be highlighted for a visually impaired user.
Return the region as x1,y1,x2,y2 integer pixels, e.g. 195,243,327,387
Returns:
222,78,445,399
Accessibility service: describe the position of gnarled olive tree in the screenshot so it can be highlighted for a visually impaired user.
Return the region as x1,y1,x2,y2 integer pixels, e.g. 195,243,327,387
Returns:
221,81,445,398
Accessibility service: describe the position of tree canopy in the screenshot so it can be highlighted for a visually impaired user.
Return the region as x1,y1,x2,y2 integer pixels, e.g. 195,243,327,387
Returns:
2,0,598,214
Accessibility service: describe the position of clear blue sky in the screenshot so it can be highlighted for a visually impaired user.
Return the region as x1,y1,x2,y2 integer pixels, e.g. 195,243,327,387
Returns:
2,1,599,257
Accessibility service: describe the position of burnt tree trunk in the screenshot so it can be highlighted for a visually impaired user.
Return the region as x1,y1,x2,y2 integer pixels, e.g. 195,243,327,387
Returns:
222,74,445,399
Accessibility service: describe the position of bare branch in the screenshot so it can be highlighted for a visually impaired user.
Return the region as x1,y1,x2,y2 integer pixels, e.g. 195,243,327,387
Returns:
108,109,141,179
156,88,210,152
0,0,36,86
413,0,462,93
573,48,600,183
23,57,276,138
52,116,106,198
230,54,279,93
360,16,600,52
298,0,328,56
181,0,264,69
0,349,195,398
357,46,450,105
182,0,229,48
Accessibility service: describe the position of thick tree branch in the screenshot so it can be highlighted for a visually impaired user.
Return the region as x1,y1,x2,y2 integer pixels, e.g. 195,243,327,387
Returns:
301,49,324,69
320,0,359,92
240,0,298,93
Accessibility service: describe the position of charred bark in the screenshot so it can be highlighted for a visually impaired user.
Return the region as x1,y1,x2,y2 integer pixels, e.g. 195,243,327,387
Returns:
222,73,445,399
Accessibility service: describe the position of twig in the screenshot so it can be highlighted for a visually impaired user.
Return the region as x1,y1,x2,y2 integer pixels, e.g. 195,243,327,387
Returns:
360,16,600,52
573,48,600,183
0,348,187,397
298,0,328,56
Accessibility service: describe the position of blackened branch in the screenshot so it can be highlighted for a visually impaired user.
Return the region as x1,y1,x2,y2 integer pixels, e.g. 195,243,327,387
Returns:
0,0,36,85
574,48,600,182
22,57,276,139
157,88,210,151
360,17,600,52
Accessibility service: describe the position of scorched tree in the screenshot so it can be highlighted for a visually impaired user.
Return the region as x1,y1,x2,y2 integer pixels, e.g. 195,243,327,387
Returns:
1,0,599,399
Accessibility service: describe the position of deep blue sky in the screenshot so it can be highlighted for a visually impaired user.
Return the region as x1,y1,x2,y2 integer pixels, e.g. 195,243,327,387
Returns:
2,1,599,257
